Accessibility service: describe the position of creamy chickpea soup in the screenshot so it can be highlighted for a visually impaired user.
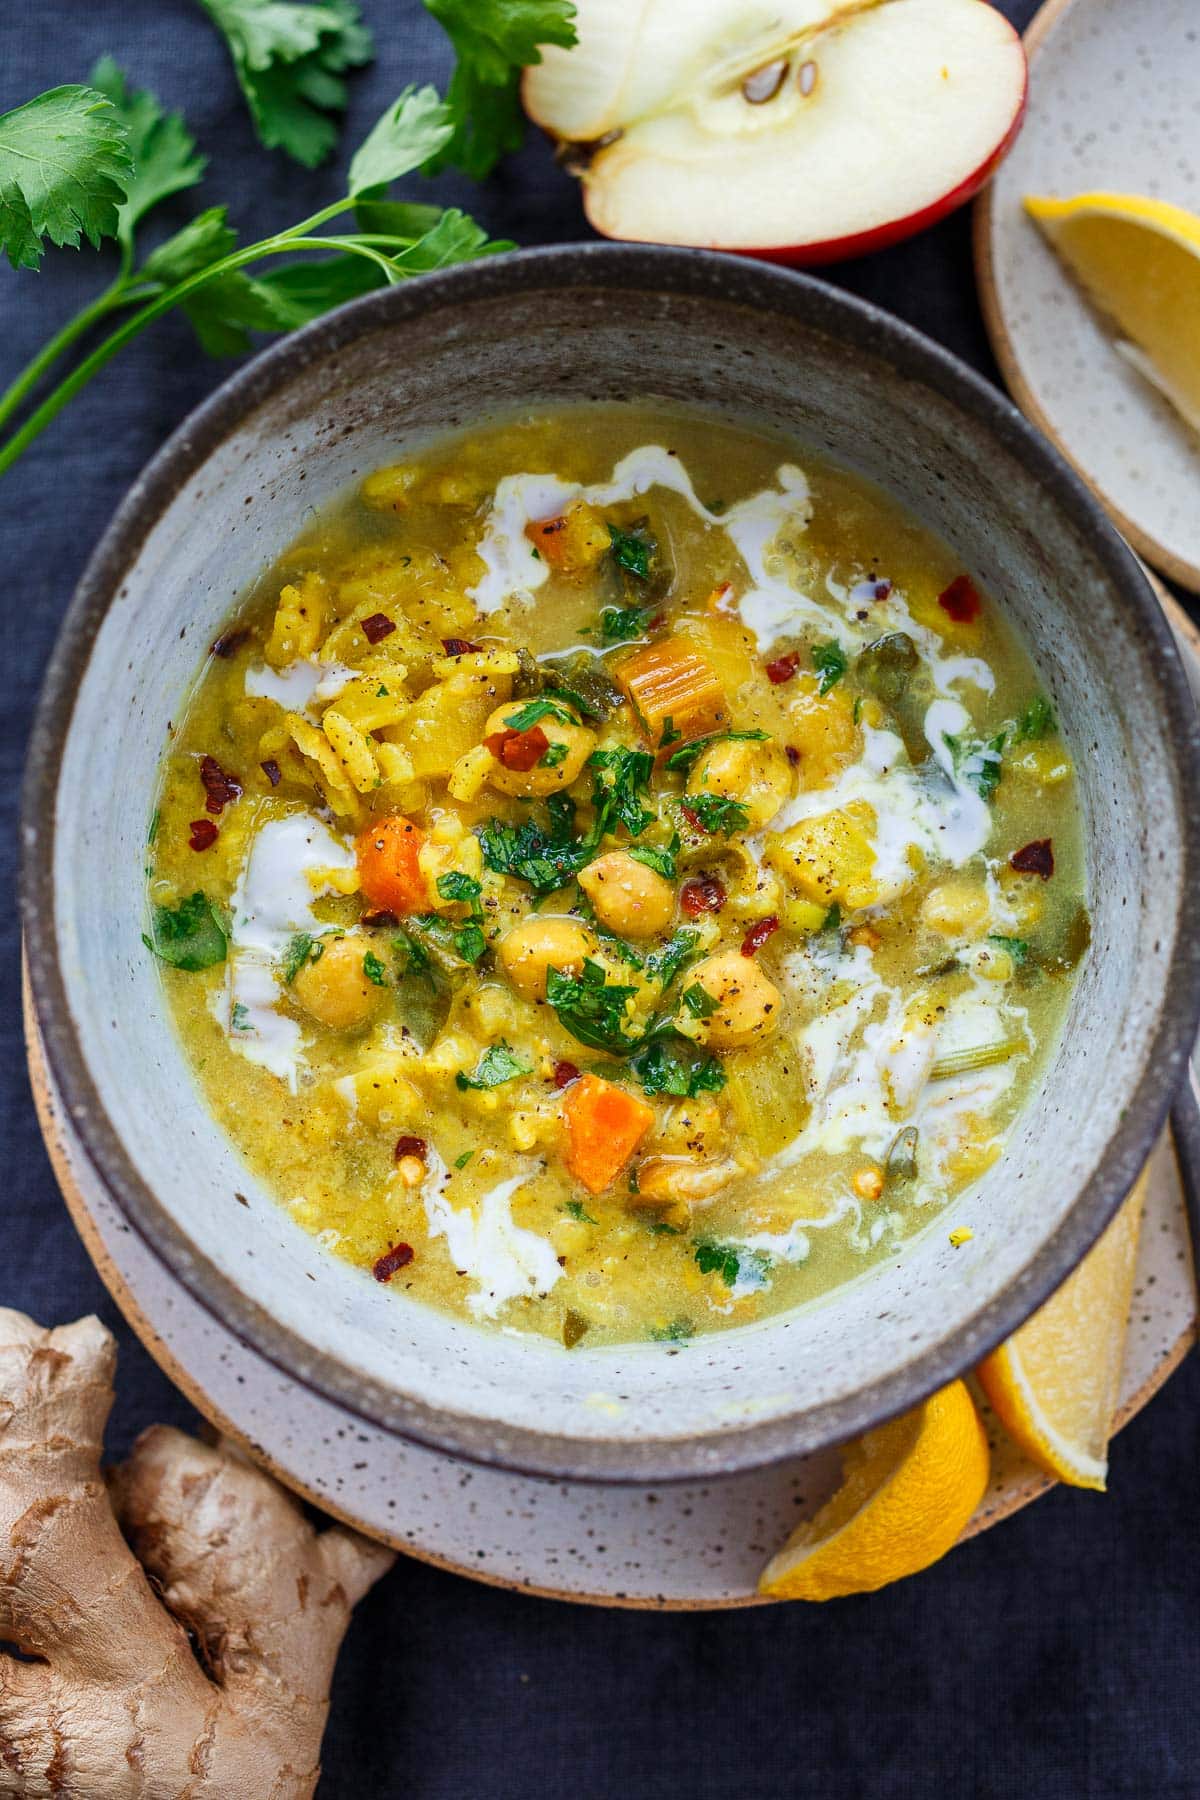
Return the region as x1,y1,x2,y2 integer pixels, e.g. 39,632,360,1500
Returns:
146,406,1088,1347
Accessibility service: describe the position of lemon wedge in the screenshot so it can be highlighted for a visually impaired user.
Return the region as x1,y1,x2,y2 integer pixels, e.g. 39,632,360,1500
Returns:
758,1380,988,1601
977,1171,1147,1491
1025,192,1200,436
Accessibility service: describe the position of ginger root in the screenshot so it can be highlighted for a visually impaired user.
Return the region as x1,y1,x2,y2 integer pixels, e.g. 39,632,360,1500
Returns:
0,1308,394,1797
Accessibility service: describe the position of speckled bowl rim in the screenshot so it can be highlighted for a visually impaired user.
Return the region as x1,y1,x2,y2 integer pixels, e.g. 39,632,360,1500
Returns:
21,244,1200,1485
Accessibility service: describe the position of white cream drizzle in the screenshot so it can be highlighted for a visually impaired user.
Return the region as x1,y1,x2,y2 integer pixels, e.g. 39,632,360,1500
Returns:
216,812,355,1089
244,658,355,719
421,1168,563,1319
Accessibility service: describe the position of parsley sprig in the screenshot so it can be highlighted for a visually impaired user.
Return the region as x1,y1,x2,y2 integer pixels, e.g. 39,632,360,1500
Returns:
0,76,508,477
199,0,373,168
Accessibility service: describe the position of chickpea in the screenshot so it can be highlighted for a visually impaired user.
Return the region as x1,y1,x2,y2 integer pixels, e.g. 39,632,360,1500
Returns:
687,738,794,831
292,935,385,1032
689,948,782,1049
920,879,991,938
577,851,675,939
499,916,595,1002
483,701,595,798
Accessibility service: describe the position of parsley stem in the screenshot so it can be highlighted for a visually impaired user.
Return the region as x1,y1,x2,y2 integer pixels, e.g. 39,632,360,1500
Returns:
0,227,410,477
0,275,131,435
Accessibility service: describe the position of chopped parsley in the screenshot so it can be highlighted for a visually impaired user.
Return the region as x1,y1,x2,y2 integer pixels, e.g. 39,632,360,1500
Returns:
453,922,488,964
362,950,388,987
564,1199,598,1224
1013,695,1057,742
436,870,483,915
682,793,749,836
540,739,569,768
393,913,482,981
607,521,655,581
627,839,678,880
143,891,227,971
648,1318,694,1343
694,1239,769,1288
645,927,700,993
281,930,323,984
681,982,719,1019
630,1038,725,1099
454,1150,474,1169
665,729,768,774
478,795,595,895
230,1001,251,1032
658,717,681,748
944,730,1006,802
455,1041,532,1091
987,933,1030,965
501,696,576,731
546,960,640,1055
812,640,849,694
588,745,655,837
600,604,652,644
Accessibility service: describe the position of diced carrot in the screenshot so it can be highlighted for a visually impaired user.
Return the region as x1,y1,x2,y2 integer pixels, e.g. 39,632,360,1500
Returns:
356,815,428,915
616,635,728,749
562,1074,655,1195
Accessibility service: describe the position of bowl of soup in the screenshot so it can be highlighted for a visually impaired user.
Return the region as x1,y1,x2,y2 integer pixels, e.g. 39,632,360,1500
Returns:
23,246,1200,1481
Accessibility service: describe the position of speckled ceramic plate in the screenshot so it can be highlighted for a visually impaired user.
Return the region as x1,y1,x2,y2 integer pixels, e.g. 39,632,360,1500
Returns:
974,0,1200,591
23,565,1200,1609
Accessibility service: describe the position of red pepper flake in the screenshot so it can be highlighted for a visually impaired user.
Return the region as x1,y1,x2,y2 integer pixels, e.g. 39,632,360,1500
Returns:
552,1060,581,1090
680,874,726,917
210,627,250,659
260,758,281,787
484,723,550,772
361,612,396,644
188,818,219,852
372,1243,415,1283
741,915,780,957
1010,838,1054,880
785,745,801,767
394,1135,428,1162
937,575,983,624
361,907,398,929
766,651,801,685
199,754,242,815
441,636,482,656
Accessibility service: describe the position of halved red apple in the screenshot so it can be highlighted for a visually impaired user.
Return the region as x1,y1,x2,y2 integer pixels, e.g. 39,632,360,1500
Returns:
523,0,1028,265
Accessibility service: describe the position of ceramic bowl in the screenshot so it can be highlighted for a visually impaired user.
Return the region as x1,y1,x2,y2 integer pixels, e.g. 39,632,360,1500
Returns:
22,245,1200,1483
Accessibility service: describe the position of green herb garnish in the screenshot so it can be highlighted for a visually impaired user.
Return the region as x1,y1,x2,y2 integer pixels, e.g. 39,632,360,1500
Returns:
455,1040,532,1091
600,604,652,644
812,640,848,694
682,793,749,836
436,870,483,914
648,1318,694,1343
540,740,569,768
231,1001,251,1031
645,928,700,993
564,1199,598,1224
658,717,681,749
627,839,678,880
502,696,576,731
545,960,640,1055
607,521,655,581
943,730,1006,802
681,982,719,1019
454,1150,474,1169
199,0,374,168
665,729,768,774
421,0,578,180
143,891,227,971
630,1039,725,1099
1013,695,1057,743
588,745,655,837
987,934,1030,966
362,949,388,987
478,795,596,895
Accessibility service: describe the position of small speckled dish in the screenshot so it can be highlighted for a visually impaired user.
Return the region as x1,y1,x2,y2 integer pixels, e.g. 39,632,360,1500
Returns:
20,246,1200,1486
974,0,1200,590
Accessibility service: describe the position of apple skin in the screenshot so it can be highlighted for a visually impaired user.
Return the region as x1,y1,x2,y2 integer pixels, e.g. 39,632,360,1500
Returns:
524,1,1029,270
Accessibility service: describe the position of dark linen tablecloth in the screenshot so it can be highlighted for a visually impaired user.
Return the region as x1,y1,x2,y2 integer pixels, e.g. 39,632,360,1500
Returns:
3,5,1199,1796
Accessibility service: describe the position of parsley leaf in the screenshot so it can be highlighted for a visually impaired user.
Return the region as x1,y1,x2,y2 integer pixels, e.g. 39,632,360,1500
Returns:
502,696,575,730
627,840,678,880
987,933,1030,965
694,1239,768,1288
199,0,374,168
89,58,205,250
0,84,132,270
607,521,655,582
546,960,640,1055
455,1041,532,1090
645,928,700,993
393,915,475,982
436,870,483,914
812,640,848,694
564,1199,597,1224
648,1318,694,1343
665,729,768,774
423,0,578,179
1013,695,1057,743
630,1038,725,1098
589,745,655,837
681,982,719,1019
453,922,488,964
348,84,455,195
362,949,388,986
143,892,227,971
682,793,749,836
943,730,1006,802
600,605,652,645
282,930,323,982
478,796,595,895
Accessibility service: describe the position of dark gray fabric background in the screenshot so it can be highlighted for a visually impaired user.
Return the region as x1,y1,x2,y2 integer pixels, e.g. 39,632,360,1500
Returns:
4,4,1199,1795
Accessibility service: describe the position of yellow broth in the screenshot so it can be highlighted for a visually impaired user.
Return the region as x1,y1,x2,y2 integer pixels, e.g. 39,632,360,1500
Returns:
146,405,1087,1348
